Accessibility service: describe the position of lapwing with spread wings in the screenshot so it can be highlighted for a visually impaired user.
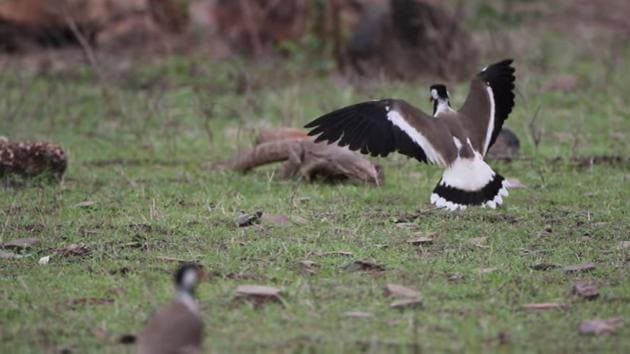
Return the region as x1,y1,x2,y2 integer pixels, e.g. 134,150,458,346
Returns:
305,59,516,211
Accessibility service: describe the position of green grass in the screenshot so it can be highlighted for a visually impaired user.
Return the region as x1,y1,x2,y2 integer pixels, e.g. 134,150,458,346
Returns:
1,35,630,353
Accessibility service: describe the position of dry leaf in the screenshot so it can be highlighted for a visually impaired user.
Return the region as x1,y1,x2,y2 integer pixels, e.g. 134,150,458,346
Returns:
343,260,385,272
578,318,623,336
407,235,434,245
384,284,420,299
2,237,39,250
572,282,599,300
505,179,527,189
74,200,97,208
384,284,422,309
343,311,373,318
395,222,419,230
53,243,90,257
530,263,558,271
299,260,317,268
235,285,282,305
447,273,464,282
564,262,595,274
522,303,567,311
290,215,308,225
317,251,353,257
468,237,488,248
236,212,262,227
67,297,114,310
156,256,191,263
261,213,291,226
618,241,630,249
298,260,318,275
478,267,497,275
390,298,422,309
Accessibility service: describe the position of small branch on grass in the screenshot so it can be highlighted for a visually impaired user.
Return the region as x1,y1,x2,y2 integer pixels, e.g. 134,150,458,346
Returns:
525,103,547,187
60,11,101,81
59,7,119,119
527,104,543,154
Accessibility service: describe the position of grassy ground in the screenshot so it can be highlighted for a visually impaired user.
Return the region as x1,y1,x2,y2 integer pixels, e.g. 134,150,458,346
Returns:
1,28,629,353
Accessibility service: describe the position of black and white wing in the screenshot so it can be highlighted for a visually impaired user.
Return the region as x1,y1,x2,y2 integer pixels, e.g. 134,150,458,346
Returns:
305,99,455,166
458,59,515,155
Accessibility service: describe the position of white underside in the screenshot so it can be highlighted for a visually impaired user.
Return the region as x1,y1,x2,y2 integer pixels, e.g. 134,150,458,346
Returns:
176,291,199,314
442,153,494,192
386,110,446,166
433,100,454,116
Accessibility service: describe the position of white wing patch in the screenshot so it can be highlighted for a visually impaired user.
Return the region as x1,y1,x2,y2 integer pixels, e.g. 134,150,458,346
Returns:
386,110,446,166
482,85,495,155
452,137,462,152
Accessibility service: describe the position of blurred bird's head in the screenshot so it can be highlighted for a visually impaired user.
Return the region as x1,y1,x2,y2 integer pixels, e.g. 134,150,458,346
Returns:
175,263,203,294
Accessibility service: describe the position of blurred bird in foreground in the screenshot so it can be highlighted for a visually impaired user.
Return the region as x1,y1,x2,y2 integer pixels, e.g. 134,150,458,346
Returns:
137,264,204,354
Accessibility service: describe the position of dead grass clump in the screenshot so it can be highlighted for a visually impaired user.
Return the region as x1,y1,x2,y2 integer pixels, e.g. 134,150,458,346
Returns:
0,139,67,181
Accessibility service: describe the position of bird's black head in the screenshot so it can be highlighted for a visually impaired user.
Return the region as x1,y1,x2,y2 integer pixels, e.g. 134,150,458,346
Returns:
174,263,203,294
429,84,450,116
429,84,449,101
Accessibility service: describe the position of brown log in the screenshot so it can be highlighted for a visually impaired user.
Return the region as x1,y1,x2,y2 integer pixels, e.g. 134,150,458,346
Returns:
229,139,300,172
254,128,310,145
226,130,383,186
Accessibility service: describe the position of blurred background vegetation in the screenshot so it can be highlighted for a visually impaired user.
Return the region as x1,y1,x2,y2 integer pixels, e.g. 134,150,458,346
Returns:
1,0,628,151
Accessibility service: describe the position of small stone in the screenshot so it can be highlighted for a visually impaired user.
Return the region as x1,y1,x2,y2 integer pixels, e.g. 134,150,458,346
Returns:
572,282,599,300
38,255,51,265
578,318,623,336
390,298,422,309
343,311,373,318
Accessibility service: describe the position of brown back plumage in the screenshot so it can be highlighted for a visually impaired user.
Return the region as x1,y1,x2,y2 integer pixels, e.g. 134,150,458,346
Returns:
137,300,203,354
